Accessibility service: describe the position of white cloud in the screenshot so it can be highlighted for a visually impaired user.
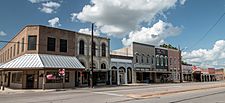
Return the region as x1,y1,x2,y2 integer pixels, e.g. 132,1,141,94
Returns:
28,0,62,14
179,0,186,5
28,0,50,3
71,13,78,22
0,31,7,36
78,28,100,36
40,1,61,13
73,0,184,36
48,17,61,27
182,40,225,68
122,20,182,46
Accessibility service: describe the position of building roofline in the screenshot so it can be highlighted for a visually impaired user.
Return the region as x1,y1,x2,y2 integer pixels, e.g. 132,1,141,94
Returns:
0,25,110,51
133,42,155,47
36,25,110,40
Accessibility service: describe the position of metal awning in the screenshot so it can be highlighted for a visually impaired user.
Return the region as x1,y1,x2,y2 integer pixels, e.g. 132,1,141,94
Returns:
0,54,85,70
111,58,132,63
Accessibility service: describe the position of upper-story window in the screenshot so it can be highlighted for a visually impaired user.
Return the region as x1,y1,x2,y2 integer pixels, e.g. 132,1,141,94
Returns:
152,55,154,64
47,37,56,51
13,44,16,56
28,35,37,50
165,56,168,66
21,38,24,52
60,39,67,52
160,55,164,66
156,55,159,66
101,63,106,69
79,40,85,55
147,55,149,63
135,53,139,63
17,41,20,55
141,54,144,63
101,43,106,57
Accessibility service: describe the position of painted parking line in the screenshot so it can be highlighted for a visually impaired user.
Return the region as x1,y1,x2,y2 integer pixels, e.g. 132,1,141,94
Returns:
93,91,125,97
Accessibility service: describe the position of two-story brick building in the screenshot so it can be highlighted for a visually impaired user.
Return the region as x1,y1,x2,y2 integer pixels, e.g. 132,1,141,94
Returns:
0,25,110,89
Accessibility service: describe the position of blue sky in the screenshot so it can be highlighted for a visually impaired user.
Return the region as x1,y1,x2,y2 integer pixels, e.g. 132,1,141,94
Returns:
1,0,225,67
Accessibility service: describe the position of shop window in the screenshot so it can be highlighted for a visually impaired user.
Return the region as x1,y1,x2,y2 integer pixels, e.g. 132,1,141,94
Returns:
65,72,69,82
12,72,22,84
46,71,61,83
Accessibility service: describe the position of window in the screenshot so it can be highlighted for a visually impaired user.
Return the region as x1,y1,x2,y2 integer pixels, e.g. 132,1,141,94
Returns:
165,56,168,66
10,47,12,59
17,41,20,54
13,44,16,57
47,37,56,51
152,56,154,64
79,40,85,55
170,58,172,65
12,72,22,84
147,55,149,63
65,72,69,82
160,56,164,66
135,53,139,63
46,71,61,83
60,39,67,52
21,38,24,52
92,42,96,56
28,35,37,50
101,63,106,69
102,43,106,57
141,54,144,63
156,55,159,66
136,55,138,63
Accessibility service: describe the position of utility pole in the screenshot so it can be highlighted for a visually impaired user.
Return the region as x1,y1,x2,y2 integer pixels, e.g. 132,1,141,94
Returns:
179,46,183,83
90,23,94,88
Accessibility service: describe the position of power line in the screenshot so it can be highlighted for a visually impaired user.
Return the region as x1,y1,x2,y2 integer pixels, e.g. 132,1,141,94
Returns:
187,12,225,51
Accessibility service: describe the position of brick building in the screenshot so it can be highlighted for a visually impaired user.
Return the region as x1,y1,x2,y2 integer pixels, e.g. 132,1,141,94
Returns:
0,25,110,89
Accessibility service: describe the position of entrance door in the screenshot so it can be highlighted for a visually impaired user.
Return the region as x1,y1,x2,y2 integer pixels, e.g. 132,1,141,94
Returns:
7,72,11,87
26,74,34,89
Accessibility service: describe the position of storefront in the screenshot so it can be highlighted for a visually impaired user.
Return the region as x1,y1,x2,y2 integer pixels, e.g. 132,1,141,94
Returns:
0,54,85,89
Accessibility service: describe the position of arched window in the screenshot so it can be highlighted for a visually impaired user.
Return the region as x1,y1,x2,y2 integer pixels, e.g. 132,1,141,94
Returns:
101,43,106,57
147,55,149,63
101,63,106,69
160,55,164,66
156,55,159,66
79,40,85,55
135,53,139,63
165,56,168,66
152,55,154,64
141,54,144,63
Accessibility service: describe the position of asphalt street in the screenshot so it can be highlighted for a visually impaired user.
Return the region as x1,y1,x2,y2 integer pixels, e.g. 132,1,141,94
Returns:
0,82,225,103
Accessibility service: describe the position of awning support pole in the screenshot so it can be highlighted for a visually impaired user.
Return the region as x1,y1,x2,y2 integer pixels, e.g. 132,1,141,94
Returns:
42,70,46,90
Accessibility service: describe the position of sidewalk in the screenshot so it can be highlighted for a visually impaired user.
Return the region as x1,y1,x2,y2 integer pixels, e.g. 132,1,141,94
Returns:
1,81,224,95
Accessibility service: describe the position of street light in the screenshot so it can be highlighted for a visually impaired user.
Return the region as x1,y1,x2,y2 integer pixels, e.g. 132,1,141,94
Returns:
90,23,94,88
179,46,187,83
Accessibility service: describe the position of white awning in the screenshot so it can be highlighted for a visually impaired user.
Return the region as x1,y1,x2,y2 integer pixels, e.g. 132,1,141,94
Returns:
111,58,132,63
0,54,85,70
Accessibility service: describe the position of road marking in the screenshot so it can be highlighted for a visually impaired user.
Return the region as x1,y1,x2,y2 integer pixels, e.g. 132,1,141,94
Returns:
93,92,124,97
